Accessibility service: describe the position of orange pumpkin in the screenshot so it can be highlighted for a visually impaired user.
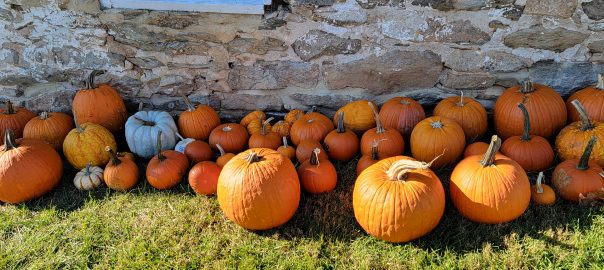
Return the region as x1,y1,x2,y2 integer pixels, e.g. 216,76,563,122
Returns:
216,144,235,168
378,97,425,139
433,92,487,141
501,103,554,172
494,80,566,139
0,100,36,139
360,102,404,158
410,116,465,168
247,116,272,135
146,131,189,190
356,140,382,175
277,137,296,160
217,148,300,230
23,112,74,151
353,156,445,243
104,146,139,191
178,94,220,140
324,111,359,162
333,100,377,133
240,110,265,127
556,100,604,167
567,74,604,122
189,161,221,195
464,142,491,158
531,172,556,206
284,109,304,124
298,148,337,194
209,123,249,154
450,135,531,224
290,109,334,146
248,117,281,150
271,120,291,138
117,151,136,162
72,70,128,135
184,140,213,164
295,139,328,163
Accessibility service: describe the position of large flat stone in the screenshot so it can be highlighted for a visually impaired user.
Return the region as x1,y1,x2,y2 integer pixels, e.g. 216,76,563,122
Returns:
589,41,604,53
524,0,577,18
440,70,495,89
504,26,588,52
292,30,361,61
58,0,100,15
219,92,283,111
582,0,604,21
227,37,286,55
444,50,530,72
228,61,319,90
529,61,604,96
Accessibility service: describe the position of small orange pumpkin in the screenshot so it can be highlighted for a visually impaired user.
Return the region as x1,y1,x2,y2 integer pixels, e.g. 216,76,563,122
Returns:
378,97,425,139
146,131,189,190
104,146,139,191
23,112,74,151
0,100,36,139
209,123,249,154
356,140,382,176
295,139,328,163
277,137,296,160
567,74,604,123
216,144,235,168
298,148,337,194
240,110,265,127
249,117,281,150
189,161,221,195
531,172,556,206
433,91,488,141
324,111,359,162
360,102,404,158
284,109,304,124
178,94,221,140
410,116,465,168
290,108,334,146
271,120,291,138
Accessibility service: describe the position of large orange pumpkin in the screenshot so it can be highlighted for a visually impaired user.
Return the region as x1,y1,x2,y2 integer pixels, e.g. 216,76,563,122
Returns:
494,80,566,139
189,161,221,195
178,94,221,140
360,102,404,158
356,140,382,175
298,148,337,194
217,148,300,230
209,123,249,154
324,111,359,161
410,116,465,168
450,135,531,224
567,74,604,122
0,100,36,139
556,100,604,167
378,97,425,139
433,92,487,141
146,131,189,190
63,121,117,170
333,100,377,133
0,130,62,203
531,172,556,206
353,156,445,243
23,112,74,151
72,70,128,135
248,118,281,150
104,146,139,191
290,109,334,146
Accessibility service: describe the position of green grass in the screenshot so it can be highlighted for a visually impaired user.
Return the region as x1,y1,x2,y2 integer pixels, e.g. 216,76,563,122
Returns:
0,160,603,269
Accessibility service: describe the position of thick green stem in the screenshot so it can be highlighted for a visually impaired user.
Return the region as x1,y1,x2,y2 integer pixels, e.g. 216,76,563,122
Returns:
480,135,502,167
571,99,594,131
310,148,321,166
3,129,17,151
368,102,384,134
4,100,16,114
577,136,597,170
518,103,531,141
181,94,196,111
336,111,345,133
85,70,105,89
105,146,121,166
156,130,166,161
520,80,535,94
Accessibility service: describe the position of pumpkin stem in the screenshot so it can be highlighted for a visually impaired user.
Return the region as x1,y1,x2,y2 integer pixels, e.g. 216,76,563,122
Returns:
216,144,226,157
571,99,594,131
518,103,532,141
3,129,17,151
222,125,232,132
84,162,93,176
282,137,289,148
39,111,49,120
73,115,84,133
371,140,380,161
480,135,502,167
310,148,321,166
106,146,121,166
138,102,144,112
597,74,604,90
578,136,597,170
430,120,443,129
86,70,105,89
535,171,545,194
336,111,345,133
520,80,534,94
246,151,261,164
156,130,166,161
307,106,317,114
386,154,441,181
260,117,273,135
4,100,16,114
176,133,185,141
368,102,384,134
400,98,410,105
133,116,155,126
457,91,465,107
181,94,196,111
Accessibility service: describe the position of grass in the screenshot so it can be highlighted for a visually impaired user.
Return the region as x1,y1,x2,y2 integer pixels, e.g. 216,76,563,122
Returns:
0,160,603,269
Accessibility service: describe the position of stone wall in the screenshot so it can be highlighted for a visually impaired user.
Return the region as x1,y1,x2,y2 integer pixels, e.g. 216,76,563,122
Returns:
1,0,603,119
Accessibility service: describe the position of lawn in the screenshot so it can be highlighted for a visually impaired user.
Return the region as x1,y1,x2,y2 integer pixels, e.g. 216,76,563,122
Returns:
0,160,603,269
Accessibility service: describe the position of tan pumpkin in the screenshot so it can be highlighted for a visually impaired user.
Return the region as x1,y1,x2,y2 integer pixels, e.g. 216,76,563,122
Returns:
333,100,377,133
240,110,265,127
284,109,304,124
556,100,604,167
271,120,291,138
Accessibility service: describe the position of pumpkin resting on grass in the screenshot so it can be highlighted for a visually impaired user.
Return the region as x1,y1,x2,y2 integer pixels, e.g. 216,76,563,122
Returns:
74,163,104,191
105,147,139,191
189,161,221,195
63,120,116,170
531,172,556,206
556,100,604,167
298,149,337,194
146,131,189,190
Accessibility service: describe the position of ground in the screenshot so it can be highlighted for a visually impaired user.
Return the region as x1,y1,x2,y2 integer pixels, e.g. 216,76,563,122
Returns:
0,161,602,269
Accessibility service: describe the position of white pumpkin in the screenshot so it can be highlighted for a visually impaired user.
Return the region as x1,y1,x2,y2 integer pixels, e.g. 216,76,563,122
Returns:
174,133,195,153
125,110,179,158
74,164,104,191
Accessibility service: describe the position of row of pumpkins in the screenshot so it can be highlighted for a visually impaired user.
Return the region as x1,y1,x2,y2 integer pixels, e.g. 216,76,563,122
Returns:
1,70,604,243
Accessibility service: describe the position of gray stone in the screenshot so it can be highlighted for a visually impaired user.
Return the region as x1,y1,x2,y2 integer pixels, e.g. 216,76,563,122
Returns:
0,8,14,21
127,57,164,69
0,87,20,98
440,70,496,89
589,22,604,32
444,50,530,72
504,26,588,52
0,75,36,85
453,0,488,10
220,92,283,111
315,1,369,25
355,0,389,9
5,0,49,9
589,41,604,53
228,61,320,90
290,93,361,111
106,22,188,52
292,30,361,61
145,12,199,29
524,0,577,18
590,53,604,63
383,16,491,45
324,50,443,93
293,0,337,6
258,18,287,30
25,88,75,113
58,0,101,15
502,5,524,21
582,0,604,21
410,0,453,11
23,83,72,98
227,37,286,55
489,0,515,7
529,61,604,95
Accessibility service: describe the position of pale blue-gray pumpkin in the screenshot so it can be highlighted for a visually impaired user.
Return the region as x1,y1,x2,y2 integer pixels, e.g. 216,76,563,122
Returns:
125,111,178,158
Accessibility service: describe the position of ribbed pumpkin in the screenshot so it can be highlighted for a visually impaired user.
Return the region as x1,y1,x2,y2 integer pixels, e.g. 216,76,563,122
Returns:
240,110,265,127
501,103,554,172
433,92,487,141
209,123,249,154
277,137,296,160
0,130,62,204
531,172,556,206
450,135,531,224
552,136,604,202
333,100,377,133
410,116,465,168
125,110,179,159
23,112,74,151
216,144,235,167
356,140,382,175
298,149,337,194
73,163,104,191
217,148,300,230
249,118,281,150
464,142,490,158
295,139,328,163
178,95,220,140
175,136,213,164
324,112,359,161
104,147,139,191
290,110,334,146
189,161,221,195
271,120,291,138
567,74,604,122
246,116,272,135
360,102,404,158
353,156,445,243
284,109,304,124
378,97,425,139
63,121,117,170
494,80,566,139
72,70,127,134
556,100,604,167
0,100,36,139
146,131,189,190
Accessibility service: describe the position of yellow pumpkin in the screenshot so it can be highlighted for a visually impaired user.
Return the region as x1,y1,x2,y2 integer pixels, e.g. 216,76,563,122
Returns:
63,121,117,170
333,100,377,133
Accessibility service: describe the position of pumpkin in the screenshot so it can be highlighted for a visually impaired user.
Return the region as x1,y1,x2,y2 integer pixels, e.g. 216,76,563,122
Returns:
0,100,36,139
433,92,488,141
501,103,554,172
494,80,566,139
73,163,104,191
23,111,74,151
298,148,337,194
178,94,220,140
248,117,281,150
333,100,377,133
356,140,381,175
464,142,490,158
284,109,304,124
209,123,249,154
216,144,235,167
290,109,334,146
72,70,128,134
378,97,425,139
450,135,531,224
63,121,117,170
552,136,604,202
360,102,404,158
353,156,445,243
240,110,265,127
146,131,189,190
271,120,291,138
295,139,328,163
104,146,139,191
217,148,300,230
277,137,296,160
410,116,465,168
0,130,62,203
531,172,555,206
189,161,221,195
125,110,179,159
567,74,604,122
324,111,359,161
117,151,135,162
556,100,604,167
246,116,272,135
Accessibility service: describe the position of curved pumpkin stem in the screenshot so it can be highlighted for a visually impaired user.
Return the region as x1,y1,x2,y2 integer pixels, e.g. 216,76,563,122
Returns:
86,70,105,90
216,144,226,156
368,102,384,134
246,151,261,164
336,111,345,133
181,94,196,111
456,91,465,107
222,125,232,132
480,135,502,167
138,102,145,112
39,111,49,120
310,148,321,166
260,117,273,135
4,100,16,115
520,79,534,94
535,171,545,194
571,99,594,131
386,154,441,181
282,137,289,148
597,74,603,90
156,130,166,161
3,129,17,151
578,136,597,170
518,103,531,141
106,146,121,166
